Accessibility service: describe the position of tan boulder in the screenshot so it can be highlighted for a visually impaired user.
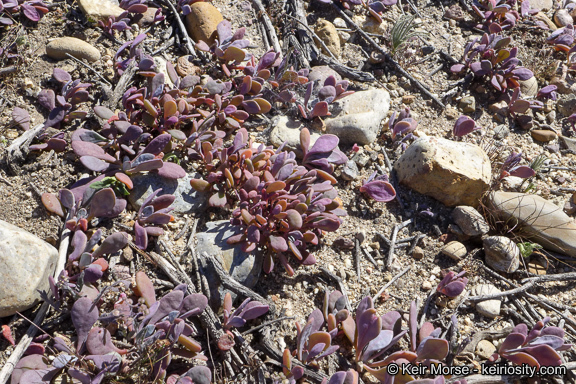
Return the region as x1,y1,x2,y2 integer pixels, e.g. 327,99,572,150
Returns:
46,37,101,62
315,19,341,57
185,2,223,45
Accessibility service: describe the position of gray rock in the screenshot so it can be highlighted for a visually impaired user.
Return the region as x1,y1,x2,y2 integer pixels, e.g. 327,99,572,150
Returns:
554,9,573,27
441,241,467,261
452,206,490,236
476,340,497,359
196,220,261,308
394,136,492,207
269,116,320,156
308,66,341,85
352,151,370,167
483,236,520,273
46,37,101,62
560,135,576,152
459,96,476,114
0,220,59,317
519,76,538,97
493,125,509,139
77,0,125,20
485,191,576,258
557,94,576,116
341,160,359,180
129,173,207,214
473,284,501,318
324,89,391,145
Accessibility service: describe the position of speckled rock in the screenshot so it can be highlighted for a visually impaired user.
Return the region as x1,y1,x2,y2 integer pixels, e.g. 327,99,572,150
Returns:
459,96,476,114
485,191,576,258
394,137,492,207
324,89,390,145
78,0,124,20
0,220,59,317
46,37,101,62
185,2,223,45
531,0,553,11
135,7,158,27
315,19,341,57
476,340,497,359
176,56,201,77
196,220,261,308
473,284,501,319
341,160,359,180
452,206,490,236
483,236,520,273
129,173,207,214
441,241,467,261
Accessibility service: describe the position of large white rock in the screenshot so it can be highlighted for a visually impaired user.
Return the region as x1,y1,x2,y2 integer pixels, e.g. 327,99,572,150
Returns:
394,136,492,207
473,284,501,319
324,89,390,145
0,220,59,317
78,0,125,20
485,192,576,258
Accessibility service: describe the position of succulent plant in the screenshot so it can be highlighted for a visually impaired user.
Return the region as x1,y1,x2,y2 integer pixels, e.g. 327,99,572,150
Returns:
221,292,269,331
499,151,536,179
38,68,91,128
365,0,397,23
436,270,468,298
490,317,571,368
320,370,359,384
294,309,340,366
196,20,251,67
450,33,534,93
133,188,175,249
537,84,558,101
389,107,418,140
298,75,353,120
360,172,396,202
453,115,481,137
0,0,49,24
363,301,449,383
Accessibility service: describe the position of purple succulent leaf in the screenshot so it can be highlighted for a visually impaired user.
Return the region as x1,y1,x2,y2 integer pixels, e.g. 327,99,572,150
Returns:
134,220,148,250
146,290,185,325
12,107,30,130
453,116,477,137
143,133,171,154
156,161,186,179
360,180,396,202
72,141,116,162
310,101,330,118
69,230,88,261
500,333,526,352
362,330,394,362
417,338,449,361
226,317,247,328
92,232,130,258
356,309,382,353
512,68,534,80
38,89,56,111
308,134,339,154
80,156,110,172
71,297,99,350
509,166,536,178
240,302,270,320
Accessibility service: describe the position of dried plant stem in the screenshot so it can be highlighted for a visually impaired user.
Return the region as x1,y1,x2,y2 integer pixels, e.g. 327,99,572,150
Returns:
319,266,352,313
5,123,44,172
241,316,295,336
251,0,282,53
160,0,196,57
387,219,413,269
467,280,536,302
0,211,72,384
64,53,112,87
285,14,337,60
330,3,445,108
372,265,411,302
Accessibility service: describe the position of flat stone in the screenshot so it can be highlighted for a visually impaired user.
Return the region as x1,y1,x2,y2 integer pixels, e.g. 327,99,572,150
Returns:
308,66,341,85
46,37,100,62
315,19,341,57
185,2,223,45
483,236,520,273
129,173,207,214
196,220,261,308
493,125,509,139
341,160,359,180
444,4,465,20
476,340,497,359
560,135,576,152
441,241,467,260
0,220,59,317
452,206,490,236
516,115,533,130
519,76,538,97
531,129,557,142
485,191,576,258
394,137,492,207
269,116,320,156
77,0,124,20
473,284,501,318
324,89,391,145
531,0,553,11
459,96,476,114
